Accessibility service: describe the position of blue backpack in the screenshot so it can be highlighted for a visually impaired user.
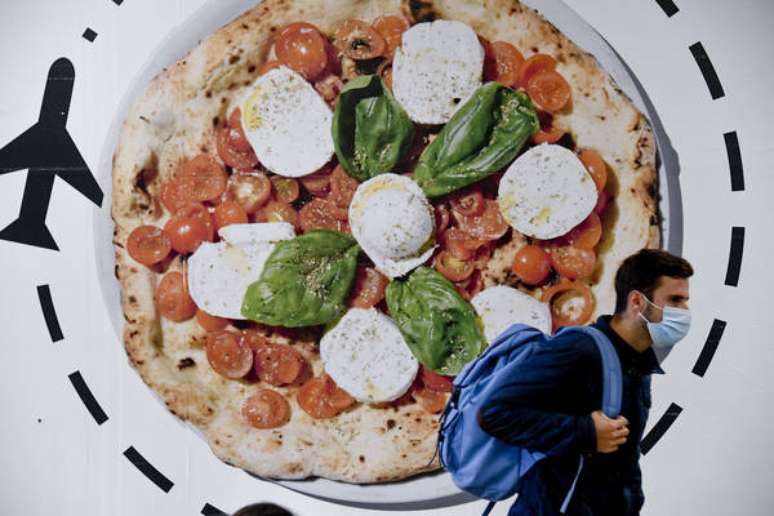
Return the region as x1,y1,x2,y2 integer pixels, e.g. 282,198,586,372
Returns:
435,323,622,516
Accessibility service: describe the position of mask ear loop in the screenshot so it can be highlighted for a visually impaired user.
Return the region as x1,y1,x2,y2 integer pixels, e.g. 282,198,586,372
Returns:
636,290,661,325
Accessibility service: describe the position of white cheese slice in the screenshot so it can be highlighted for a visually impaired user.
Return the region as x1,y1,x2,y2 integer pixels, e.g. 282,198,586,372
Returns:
188,223,295,319
320,308,419,403
392,20,484,124
240,66,334,177
498,144,597,239
471,285,552,342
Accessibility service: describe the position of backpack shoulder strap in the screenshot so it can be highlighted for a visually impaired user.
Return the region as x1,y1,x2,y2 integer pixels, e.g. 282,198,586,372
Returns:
562,325,623,418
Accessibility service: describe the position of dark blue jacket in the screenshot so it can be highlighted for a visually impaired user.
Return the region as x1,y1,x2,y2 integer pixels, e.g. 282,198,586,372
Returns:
477,315,664,515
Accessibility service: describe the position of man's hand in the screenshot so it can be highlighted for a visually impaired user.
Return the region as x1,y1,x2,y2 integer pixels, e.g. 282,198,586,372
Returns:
591,410,629,453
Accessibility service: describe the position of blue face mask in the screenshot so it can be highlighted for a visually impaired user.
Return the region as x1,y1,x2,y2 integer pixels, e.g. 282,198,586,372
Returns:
637,292,691,350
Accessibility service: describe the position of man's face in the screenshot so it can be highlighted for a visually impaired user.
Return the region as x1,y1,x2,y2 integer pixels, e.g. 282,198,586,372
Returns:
641,276,690,323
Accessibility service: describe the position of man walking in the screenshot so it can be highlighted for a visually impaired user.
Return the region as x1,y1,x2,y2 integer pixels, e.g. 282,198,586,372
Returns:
478,248,693,515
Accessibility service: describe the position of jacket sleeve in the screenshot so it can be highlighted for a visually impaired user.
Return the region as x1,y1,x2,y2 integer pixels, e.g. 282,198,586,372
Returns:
476,335,599,457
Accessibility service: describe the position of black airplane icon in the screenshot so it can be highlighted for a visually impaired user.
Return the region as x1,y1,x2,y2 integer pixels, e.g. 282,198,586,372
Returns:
0,57,103,251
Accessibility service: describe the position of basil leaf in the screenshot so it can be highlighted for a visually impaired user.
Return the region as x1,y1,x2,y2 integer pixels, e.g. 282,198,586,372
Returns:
413,83,540,198
385,266,487,375
332,74,415,182
241,230,360,327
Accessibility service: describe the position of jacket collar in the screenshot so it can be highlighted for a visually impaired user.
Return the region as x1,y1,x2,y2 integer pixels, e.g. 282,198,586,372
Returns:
593,315,665,375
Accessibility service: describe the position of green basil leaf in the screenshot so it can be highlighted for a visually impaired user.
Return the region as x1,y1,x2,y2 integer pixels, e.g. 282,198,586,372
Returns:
413,83,540,198
332,74,415,182
385,266,487,375
241,230,360,327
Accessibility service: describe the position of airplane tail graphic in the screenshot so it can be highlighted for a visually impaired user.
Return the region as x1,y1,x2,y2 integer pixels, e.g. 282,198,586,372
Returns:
0,216,58,251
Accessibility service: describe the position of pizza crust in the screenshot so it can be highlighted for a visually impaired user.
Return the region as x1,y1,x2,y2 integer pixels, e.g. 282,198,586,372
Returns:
111,0,659,483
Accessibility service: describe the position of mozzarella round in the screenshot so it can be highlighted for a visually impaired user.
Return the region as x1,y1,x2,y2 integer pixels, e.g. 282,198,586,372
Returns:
187,223,295,319
349,173,437,279
320,308,419,403
240,66,333,177
392,20,484,124
471,285,552,342
498,144,597,239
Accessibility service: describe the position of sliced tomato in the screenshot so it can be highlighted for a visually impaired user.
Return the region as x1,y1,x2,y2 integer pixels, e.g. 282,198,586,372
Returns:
155,271,197,322
160,179,189,214
163,213,210,254
489,41,525,87
579,149,607,192
299,198,348,233
127,225,172,266
270,176,300,204
566,212,602,250
299,163,333,196
177,154,228,202
334,19,386,60
213,199,248,230
412,387,448,414
175,202,214,241
594,189,610,216
512,244,552,285
542,280,594,330
195,309,229,332
435,250,475,282
254,344,308,386
450,188,485,217
549,245,597,280
241,329,271,350
457,268,484,301
206,330,254,379
227,172,272,213
532,125,565,144
526,69,571,113
441,227,486,260
420,366,454,392
297,374,355,419
227,108,253,153
314,74,345,106
329,165,359,208
258,60,283,76
349,267,389,308
373,15,409,59
518,53,557,88
260,200,299,229
275,22,328,80
242,388,291,429
217,109,259,171
455,199,509,241
434,203,451,234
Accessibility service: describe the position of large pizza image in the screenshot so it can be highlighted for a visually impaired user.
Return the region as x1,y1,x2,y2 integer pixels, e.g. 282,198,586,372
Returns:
110,0,658,484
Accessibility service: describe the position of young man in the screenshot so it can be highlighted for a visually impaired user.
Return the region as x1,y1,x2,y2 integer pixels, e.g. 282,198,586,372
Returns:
477,249,693,515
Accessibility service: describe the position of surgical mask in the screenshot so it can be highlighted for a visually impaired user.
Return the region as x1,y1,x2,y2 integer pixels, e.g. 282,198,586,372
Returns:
637,292,691,350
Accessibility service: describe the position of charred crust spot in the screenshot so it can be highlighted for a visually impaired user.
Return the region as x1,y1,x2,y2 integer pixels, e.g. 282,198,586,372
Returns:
531,46,539,53
128,295,137,304
200,145,209,153
221,97,228,104
358,455,365,463
228,54,240,65
215,439,221,445
270,26,277,32
205,90,213,99
647,180,658,201
177,357,196,370
129,330,138,338
287,463,302,474
597,115,606,121
139,115,150,123
248,64,256,74
242,23,249,30
135,359,144,366
386,419,396,430
650,215,659,226
114,264,120,279
414,417,422,423
212,116,220,127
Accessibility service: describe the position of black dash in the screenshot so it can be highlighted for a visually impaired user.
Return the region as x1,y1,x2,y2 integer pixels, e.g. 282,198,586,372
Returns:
68,371,108,425
689,42,725,100
123,446,174,493
641,402,683,455
112,0,124,5
724,132,745,191
201,503,228,515
654,0,679,17
724,226,744,286
692,319,726,377
82,28,98,42
37,284,63,342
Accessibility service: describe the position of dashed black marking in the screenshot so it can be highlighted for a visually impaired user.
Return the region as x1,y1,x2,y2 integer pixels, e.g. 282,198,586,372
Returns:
692,319,726,377
724,132,745,191
123,446,174,493
37,284,63,342
112,0,124,5
641,403,683,455
68,371,108,425
689,42,725,99
201,503,228,515
724,227,744,286
654,0,679,17
82,28,98,42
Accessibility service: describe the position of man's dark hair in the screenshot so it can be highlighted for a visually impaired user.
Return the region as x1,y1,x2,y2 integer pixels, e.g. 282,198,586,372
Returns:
232,503,293,516
614,249,693,314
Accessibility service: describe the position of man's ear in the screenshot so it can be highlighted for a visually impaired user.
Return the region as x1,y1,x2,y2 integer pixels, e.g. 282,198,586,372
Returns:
627,290,644,315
